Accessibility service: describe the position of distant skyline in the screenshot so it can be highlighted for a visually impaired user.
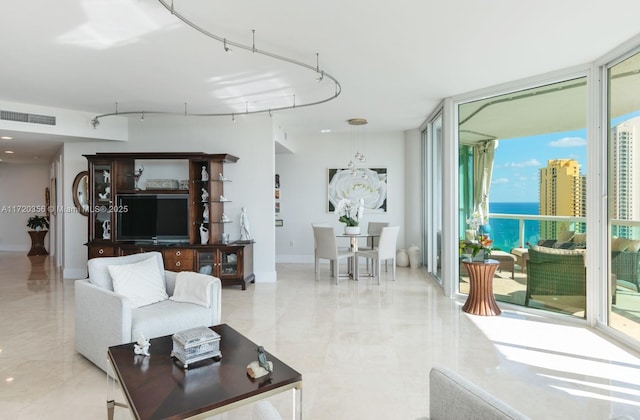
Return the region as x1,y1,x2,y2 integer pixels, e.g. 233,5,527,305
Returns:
489,110,640,203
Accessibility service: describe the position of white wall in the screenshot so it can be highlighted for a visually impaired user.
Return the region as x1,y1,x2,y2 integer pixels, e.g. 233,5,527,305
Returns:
275,130,407,263
61,114,276,281
404,129,423,260
0,163,51,251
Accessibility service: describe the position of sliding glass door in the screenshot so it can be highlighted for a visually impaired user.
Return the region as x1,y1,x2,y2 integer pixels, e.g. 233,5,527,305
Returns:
423,112,443,283
457,78,588,317
607,50,640,342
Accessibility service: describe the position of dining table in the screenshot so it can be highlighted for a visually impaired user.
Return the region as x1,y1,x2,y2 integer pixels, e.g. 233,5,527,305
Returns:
336,233,377,279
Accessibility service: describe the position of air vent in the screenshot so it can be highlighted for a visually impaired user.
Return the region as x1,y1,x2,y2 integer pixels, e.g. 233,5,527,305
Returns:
0,110,56,126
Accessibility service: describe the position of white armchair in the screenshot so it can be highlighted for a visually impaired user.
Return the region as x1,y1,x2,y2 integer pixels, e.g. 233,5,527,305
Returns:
74,251,221,373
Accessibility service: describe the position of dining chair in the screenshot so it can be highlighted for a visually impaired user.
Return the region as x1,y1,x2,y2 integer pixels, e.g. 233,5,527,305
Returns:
356,226,399,284
313,226,354,284
311,222,330,275
359,221,390,271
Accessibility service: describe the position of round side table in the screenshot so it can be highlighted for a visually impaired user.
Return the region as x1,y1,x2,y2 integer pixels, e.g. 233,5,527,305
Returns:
461,259,501,316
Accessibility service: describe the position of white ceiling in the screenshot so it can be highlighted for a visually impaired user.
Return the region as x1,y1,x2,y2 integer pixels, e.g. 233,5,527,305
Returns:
2,0,640,163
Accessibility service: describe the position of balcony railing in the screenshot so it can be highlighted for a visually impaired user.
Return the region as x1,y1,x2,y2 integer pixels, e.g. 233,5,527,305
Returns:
487,213,586,250
487,213,640,251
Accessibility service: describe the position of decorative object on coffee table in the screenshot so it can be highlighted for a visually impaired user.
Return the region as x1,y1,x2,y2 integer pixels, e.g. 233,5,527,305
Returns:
247,345,273,379
171,326,221,369
133,334,150,356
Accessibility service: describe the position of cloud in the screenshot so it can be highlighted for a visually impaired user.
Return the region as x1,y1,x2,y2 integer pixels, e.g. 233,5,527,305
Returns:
492,178,509,185
502,158,541,168
549,137,586,147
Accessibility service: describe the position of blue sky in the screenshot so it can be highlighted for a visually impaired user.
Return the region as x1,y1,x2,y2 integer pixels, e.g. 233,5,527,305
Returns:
490,110,640,203
490,129,587,203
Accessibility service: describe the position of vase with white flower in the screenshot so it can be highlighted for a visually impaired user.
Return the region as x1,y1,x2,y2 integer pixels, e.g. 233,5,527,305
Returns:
335,198,364,235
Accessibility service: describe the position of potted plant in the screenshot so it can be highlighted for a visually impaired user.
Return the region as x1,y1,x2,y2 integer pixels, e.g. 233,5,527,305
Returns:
26,215,50,231
335,198,364,234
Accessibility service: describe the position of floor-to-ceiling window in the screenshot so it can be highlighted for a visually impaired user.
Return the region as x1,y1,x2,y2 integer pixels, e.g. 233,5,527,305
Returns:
420,35,640,349
608,50,640,342
456,78,588,318
423,111,443,283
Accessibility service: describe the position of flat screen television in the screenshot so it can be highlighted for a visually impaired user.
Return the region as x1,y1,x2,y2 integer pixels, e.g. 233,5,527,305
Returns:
116,194,190,243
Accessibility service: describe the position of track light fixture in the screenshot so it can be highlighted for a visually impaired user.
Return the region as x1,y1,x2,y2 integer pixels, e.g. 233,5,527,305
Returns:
91,0,341,128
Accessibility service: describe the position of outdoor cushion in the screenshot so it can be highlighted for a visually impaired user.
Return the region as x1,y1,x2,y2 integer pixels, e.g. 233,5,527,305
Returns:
627,239,640,252
612,237,632,252
558,230,575,242
573,233,587,243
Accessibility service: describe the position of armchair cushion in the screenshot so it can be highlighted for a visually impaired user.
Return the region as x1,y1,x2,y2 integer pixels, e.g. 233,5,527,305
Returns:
108,256,168,308
170,271,215,308
88,251,165,291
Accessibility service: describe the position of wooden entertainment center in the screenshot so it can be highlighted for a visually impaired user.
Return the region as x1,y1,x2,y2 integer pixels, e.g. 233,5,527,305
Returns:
84,152,254,290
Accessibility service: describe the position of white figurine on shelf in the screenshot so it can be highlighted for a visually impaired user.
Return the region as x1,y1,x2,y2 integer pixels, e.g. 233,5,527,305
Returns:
218,173,227,181
219,195,226,202
102,220,111,240
199,224,209,245
103,170,110,183
201,166,209,181
240,207,253,241
203,203,209,222
221,213,230,223
98,186,110,200
134,334,151,356
201,188,209,202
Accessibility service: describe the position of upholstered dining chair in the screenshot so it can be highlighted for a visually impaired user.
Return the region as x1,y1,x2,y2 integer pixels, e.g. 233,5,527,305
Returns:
356,226,400,284
359,221,390,270
313,226,354,284
311,222,330,276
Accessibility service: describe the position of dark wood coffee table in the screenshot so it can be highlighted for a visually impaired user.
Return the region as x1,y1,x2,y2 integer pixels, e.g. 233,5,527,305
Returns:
107,323,302,419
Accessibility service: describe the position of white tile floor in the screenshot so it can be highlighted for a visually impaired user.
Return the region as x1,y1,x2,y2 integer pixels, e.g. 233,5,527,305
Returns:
1,253,640,419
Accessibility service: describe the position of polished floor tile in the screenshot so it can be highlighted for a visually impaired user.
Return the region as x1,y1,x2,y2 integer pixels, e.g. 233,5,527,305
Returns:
0,253,639,419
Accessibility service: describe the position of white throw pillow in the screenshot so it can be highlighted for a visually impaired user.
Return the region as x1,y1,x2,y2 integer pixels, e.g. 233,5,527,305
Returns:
108,256,168,308
170,272,215,308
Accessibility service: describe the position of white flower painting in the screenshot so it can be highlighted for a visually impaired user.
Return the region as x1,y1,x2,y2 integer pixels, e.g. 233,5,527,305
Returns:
328,168,387,213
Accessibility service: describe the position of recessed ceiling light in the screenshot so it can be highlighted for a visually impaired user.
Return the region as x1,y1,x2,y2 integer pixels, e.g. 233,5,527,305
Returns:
320,129,331,134
1,136,12,140
4,150,14,154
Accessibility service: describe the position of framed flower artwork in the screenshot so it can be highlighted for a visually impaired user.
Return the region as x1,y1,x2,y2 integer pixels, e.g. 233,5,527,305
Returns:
327,167,387,213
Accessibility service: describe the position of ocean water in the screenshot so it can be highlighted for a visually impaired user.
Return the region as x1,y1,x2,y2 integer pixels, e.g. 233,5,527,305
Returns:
488,202,539,251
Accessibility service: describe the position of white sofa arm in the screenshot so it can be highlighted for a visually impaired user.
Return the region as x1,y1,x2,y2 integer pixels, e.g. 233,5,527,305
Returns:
74,279,133,373
208,276,222,325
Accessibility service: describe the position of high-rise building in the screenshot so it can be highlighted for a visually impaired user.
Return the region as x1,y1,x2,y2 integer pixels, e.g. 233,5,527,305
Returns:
611,116,640,239
539,159,582,239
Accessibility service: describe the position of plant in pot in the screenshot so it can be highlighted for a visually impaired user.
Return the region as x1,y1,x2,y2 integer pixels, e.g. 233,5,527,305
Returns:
335,198,364,234
26,215,50,231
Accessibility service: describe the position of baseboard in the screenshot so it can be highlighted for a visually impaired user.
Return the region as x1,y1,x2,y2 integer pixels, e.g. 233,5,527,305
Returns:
276,254,314,264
